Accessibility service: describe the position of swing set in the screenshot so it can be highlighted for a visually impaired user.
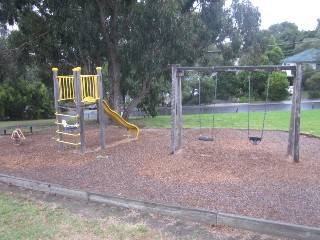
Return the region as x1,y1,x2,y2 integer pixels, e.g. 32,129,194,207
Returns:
170,64,303,162
196,72,271,145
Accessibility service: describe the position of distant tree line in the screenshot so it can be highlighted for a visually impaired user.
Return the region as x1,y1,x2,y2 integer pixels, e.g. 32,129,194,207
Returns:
0,0,320,120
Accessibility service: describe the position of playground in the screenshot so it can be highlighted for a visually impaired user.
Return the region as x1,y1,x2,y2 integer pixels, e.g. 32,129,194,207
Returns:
0,125,320,229
0,65,320,238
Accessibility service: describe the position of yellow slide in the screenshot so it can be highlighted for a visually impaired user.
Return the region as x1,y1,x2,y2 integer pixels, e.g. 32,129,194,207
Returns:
102,100,139,137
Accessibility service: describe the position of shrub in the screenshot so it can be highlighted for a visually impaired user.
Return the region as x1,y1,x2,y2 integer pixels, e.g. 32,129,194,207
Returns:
267,72,289,101
0,79,54,120
305,72,320,98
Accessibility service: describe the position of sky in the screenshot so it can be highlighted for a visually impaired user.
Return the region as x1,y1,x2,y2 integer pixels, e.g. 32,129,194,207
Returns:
226,0,320,31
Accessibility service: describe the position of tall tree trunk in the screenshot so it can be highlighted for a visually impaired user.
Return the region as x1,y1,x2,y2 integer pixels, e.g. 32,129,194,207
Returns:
122,76,150,121
96,0,122,113
107,41,122,113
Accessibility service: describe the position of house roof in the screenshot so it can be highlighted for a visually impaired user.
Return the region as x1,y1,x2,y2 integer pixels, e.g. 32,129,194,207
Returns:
281,48,320,63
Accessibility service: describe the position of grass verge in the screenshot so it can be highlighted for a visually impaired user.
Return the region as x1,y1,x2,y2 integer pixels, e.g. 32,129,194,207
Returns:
0,192,162,240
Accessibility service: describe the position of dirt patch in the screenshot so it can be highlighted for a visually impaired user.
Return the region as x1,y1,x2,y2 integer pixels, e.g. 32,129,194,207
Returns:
0,126,319,229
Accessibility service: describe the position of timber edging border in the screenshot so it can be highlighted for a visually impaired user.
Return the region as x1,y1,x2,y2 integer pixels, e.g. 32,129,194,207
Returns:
0,173,319,240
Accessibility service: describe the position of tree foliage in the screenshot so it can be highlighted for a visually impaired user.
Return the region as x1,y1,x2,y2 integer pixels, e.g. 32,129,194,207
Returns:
1,0,319,121
268,22,300,57
220,0,261,62
1,0,226,119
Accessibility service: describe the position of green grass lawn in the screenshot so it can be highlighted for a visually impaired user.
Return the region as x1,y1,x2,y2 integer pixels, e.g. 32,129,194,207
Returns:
131,110,320,136
0,192,162,240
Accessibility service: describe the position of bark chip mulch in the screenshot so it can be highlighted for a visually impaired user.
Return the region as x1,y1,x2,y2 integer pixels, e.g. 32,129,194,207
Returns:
1,126,319,228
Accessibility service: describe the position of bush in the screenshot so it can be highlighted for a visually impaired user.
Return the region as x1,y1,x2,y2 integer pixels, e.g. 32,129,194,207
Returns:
306,72,320,98
267,72,289,101
0,79,54,120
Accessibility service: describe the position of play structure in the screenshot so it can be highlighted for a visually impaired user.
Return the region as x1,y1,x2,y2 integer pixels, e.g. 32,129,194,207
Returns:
52,67,139,153
170,64,303,162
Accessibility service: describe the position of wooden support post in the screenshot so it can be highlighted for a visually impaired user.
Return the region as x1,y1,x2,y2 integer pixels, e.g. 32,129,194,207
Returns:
73,67,85,154
52,68,64,150
177,73,183,150
287,63,302,162
170,65,178,154
96,67,106,149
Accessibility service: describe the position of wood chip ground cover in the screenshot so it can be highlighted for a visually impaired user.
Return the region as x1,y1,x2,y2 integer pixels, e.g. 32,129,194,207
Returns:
0,126,319,229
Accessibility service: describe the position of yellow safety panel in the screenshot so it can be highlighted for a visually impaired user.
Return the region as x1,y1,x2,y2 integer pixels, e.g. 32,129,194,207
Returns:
57,76,74,101
80,75,99,101
55,75,99,102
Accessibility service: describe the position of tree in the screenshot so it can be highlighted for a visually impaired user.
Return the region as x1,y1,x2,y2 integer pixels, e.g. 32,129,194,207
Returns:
120,0,225,118
268,22,300,57
264,45,284,65
219,0,261,62
1,0,225,119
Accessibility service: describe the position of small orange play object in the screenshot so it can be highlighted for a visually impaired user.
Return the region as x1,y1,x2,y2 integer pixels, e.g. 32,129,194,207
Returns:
11,128,25,145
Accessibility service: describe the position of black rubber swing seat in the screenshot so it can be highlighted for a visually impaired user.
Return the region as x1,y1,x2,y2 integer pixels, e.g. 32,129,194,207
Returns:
199,136,214,141
249,136,261,145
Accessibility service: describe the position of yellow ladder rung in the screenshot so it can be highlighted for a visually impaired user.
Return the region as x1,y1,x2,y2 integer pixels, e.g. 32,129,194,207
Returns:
56,139,80,146
55,113,78,118
56,130,80,137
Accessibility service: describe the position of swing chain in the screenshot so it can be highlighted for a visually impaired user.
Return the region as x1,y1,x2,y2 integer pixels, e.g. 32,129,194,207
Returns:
261,75,271,140
247,73,271,143
198,73,217,140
